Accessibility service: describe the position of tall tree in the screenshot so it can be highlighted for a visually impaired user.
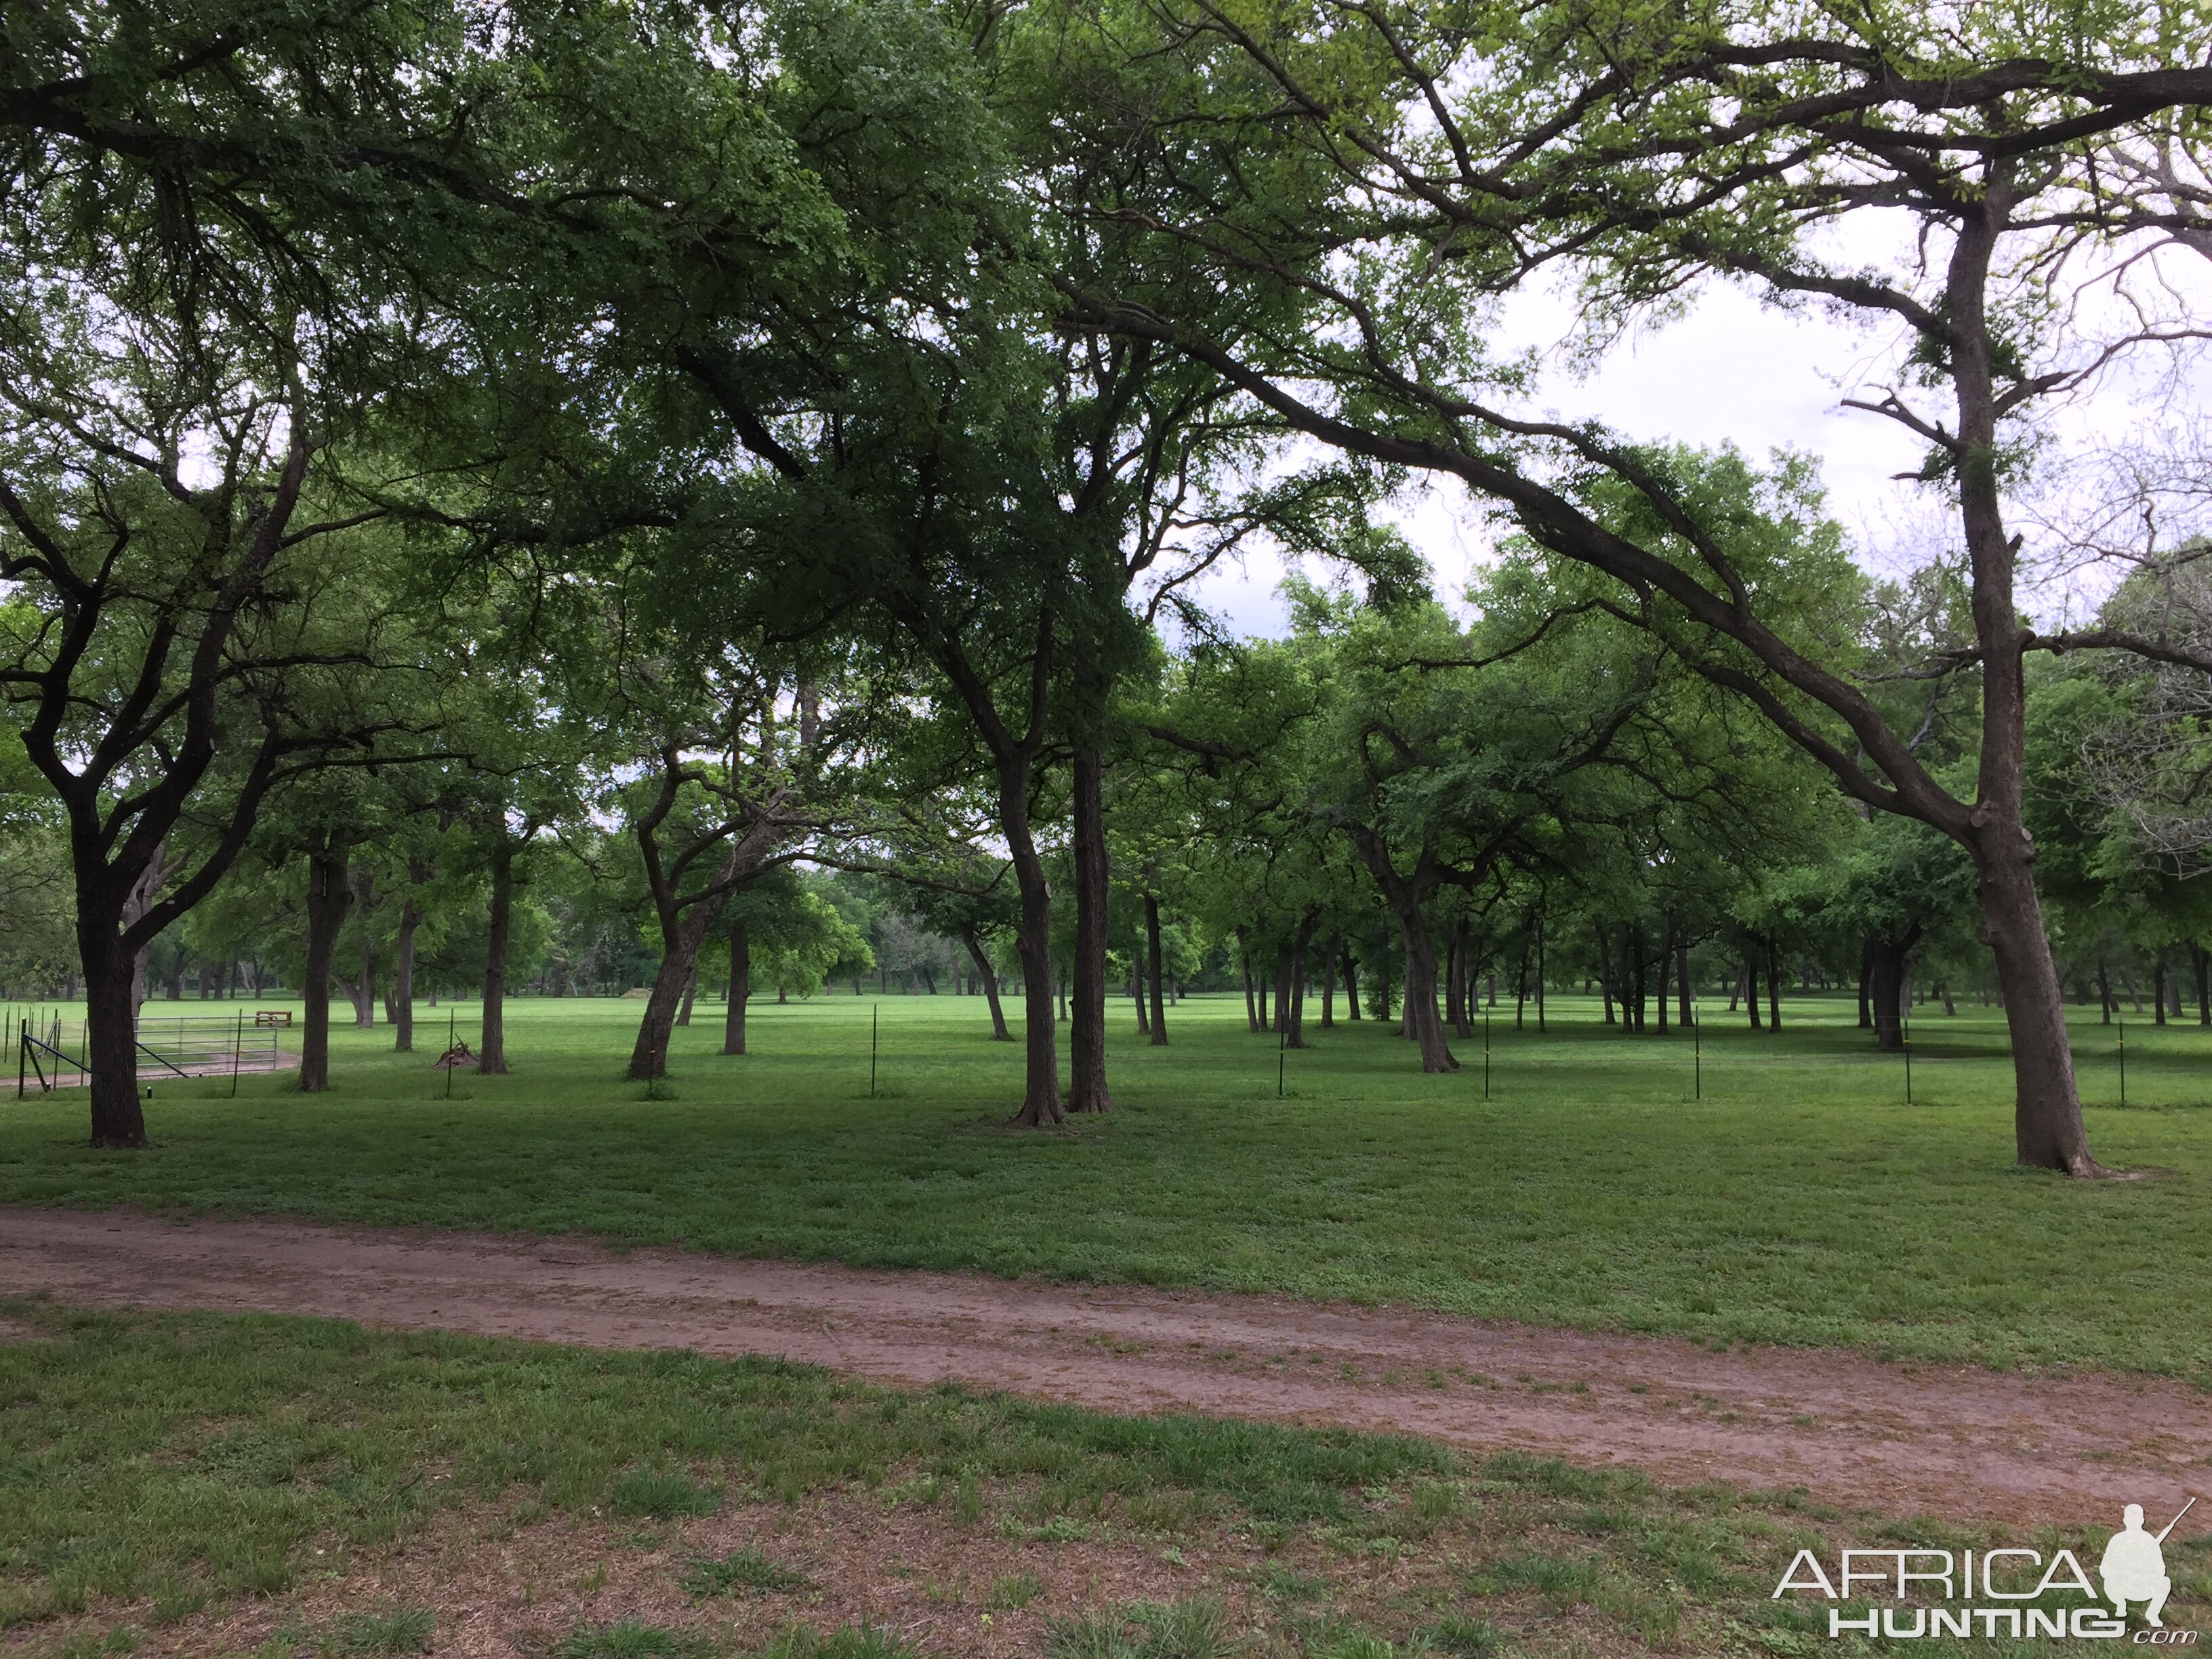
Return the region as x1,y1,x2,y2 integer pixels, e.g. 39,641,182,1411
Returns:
1050,0,2212,1170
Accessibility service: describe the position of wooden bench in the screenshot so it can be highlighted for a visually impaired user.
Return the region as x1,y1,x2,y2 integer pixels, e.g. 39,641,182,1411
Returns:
253,1010,292,1027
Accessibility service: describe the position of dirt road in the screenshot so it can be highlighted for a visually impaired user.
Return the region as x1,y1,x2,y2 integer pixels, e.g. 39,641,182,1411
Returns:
2,1206,2203,1524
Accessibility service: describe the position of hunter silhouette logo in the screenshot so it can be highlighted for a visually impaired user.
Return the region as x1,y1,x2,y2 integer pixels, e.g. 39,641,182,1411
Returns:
2103,1500,2193,1629
1774,1496,2202,1641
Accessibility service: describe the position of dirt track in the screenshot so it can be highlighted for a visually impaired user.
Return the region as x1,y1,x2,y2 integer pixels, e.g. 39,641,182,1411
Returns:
2,1206,2205,1525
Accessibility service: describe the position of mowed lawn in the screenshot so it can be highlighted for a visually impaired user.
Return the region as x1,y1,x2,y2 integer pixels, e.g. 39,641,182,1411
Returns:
1,990,2207,1376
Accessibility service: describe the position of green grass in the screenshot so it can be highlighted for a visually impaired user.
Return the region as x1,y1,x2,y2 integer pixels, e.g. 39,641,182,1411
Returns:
9,1304,2198,1658
2,990,2209,1374
0,1300,1448,1631
676,1547,809,1598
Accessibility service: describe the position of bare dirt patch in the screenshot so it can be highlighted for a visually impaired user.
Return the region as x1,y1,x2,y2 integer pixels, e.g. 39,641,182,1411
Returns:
3,1206,2206,1526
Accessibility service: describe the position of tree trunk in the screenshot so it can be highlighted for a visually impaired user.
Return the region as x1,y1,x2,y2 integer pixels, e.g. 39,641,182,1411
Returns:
2096,960,2114,1025
1005,802,1061,1129
1341,944,1360,1020
1652,924,1667,1035
392,897,418,1052
1866,933,1911,1052
300,833,352,1093
1764,937,1783,1031
724,922,750,1056
1857,938,1873,1027
1976,848,2099,1171
1319,930,1338,1029
676,960,699,1027
1145,896,1168,1046
79,926,145,1146
1240,937,1258,1031
628,885,734,1080
1624,924,1644,1032
1746,949,1763,1029
479,834,513,1076
1132,953,1149,1034
957,924,1012,1042
1534,909,1547,1032
122,842,166,1025
1351,840,1456,1071
1273,942,1294,1048
2196,944,2210,1026
1067,742,1111,1114
1287,914,1313,1047
1676,938,1693,1029
1596,921,1616,1025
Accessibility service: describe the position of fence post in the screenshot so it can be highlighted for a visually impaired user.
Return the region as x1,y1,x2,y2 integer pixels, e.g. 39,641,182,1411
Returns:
1483,1005,1491,1101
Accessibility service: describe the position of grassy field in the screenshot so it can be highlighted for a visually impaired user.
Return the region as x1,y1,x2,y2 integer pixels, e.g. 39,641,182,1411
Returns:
5,1300,2199,1658
1,990,2208,1376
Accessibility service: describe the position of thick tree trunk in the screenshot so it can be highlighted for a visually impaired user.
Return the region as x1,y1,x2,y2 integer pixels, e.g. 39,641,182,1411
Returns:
1352,842,1455,1071
1978,846,2100,1172
1144,896,1168,1046
1341,944,1360,1020
724,923,750,1056
479,836,513,1076
1866,933,1911,1052
1067,743,1111,1114
392,897,418,1052
1132,954,1149,1034
957,924,1012,1042
1857,939,1873,1027
79,926,144,1146
628,894,731,1081
300,834,353,1093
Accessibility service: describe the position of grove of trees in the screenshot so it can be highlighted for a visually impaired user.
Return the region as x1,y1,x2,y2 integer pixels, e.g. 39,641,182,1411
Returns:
3,0,2209,1172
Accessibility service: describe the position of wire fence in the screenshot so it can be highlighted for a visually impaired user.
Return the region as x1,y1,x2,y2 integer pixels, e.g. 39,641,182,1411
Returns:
8,1008,289,1097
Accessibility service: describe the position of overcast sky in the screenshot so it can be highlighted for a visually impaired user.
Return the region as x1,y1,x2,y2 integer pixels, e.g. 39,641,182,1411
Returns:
1174,258,2212,638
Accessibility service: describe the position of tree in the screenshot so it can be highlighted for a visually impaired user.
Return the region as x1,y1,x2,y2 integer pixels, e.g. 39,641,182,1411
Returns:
1048,0,2212,1171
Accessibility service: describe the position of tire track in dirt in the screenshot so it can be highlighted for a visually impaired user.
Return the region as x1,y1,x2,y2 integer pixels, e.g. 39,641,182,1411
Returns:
2,1205,2205,1525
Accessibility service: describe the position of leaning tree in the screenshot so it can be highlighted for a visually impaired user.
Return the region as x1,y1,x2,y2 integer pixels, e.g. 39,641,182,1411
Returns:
1048,0,2212,1171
